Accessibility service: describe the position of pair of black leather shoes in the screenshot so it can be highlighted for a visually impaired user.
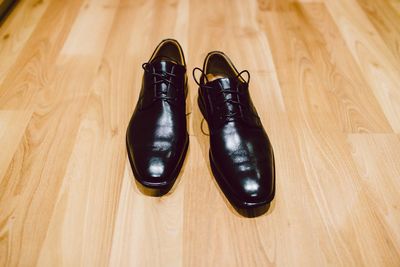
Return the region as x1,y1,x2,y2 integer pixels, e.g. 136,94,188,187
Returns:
126,39,275,215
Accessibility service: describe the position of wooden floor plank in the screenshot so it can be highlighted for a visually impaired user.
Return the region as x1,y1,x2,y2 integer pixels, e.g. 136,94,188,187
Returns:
109,1,188,266
0,110,32,183
0,0,50,84
0,0,84,110
348,134,400,256
290,127,400,266
357,0,400,63
260,2,392,133
0,0,114,264
34,2,133,265
260,2,400,265
0,58,101,266
325,0,400,133
0,0,400,266
387,0,400,15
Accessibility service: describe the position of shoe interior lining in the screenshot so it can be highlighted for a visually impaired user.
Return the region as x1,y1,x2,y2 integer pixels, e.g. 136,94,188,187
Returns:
204,52,245,83
150,40,185,65
205,73,226,81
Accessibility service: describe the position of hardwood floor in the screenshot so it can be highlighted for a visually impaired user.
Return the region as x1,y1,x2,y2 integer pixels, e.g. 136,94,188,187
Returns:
0,0,399,266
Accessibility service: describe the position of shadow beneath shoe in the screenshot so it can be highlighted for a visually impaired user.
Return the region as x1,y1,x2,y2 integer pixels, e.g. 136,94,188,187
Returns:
134,180,174,197
233,203,272,218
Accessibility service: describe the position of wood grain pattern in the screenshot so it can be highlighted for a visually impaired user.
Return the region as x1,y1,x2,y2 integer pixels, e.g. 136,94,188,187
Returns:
325,0,400,133
348,134,400,253
0,0,50,84
388,0,400,13
1,0,400,266
357,0,400,63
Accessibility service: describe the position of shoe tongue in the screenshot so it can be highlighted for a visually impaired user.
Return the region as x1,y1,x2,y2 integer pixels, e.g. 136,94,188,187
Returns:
207,77,238,91
217,77,234,90
150,56,179,71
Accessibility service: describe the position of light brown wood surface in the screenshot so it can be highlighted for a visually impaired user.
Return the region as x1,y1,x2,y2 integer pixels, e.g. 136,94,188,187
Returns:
1,0,400,266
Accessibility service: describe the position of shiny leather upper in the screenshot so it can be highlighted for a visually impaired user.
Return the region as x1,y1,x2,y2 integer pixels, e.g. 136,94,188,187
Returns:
126,45,188,188
198,62,275,207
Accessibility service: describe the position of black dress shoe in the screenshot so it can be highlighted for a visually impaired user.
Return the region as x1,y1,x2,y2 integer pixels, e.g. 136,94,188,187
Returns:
126,39,189,195
194,51,275,212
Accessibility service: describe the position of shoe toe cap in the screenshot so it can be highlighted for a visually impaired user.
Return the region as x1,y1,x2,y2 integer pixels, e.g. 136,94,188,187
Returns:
141,158,170,184
238,173,274,206
134,155,176,187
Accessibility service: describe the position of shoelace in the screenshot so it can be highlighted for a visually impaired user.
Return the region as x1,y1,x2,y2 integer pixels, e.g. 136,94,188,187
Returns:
142,62,177,102
193,67,250,121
